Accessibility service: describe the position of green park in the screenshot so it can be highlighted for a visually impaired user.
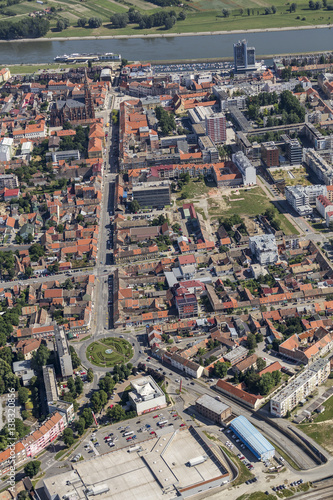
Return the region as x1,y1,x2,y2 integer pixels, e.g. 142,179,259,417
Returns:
86,338,133,367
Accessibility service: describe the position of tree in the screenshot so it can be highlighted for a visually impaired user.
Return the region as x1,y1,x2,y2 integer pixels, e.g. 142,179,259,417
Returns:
88,17,102,28
164,15,176,30
155,106,176,136
290,2,297,11
309,0,315,8
67,377,75,394
32,344,50,368
129,200,140,213
213,361,229,378
75,376,83,395
70,346,81,369
246,333,257,350
256,357,266,372
271,5,276,13
107,405,126,422
222,9,230,17
56,18,70,31
315,0,322,8
82,408,94,427
110,13,129,28
24,460,41,478
18,386,29,405
77,18,87,27
87,368,94,383
75,417,86,436
178,11,187,20
18,492,30,500
63,428,75,447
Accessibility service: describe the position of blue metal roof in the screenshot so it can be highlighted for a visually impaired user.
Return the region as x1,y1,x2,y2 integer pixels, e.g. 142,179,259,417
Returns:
230,415,275,458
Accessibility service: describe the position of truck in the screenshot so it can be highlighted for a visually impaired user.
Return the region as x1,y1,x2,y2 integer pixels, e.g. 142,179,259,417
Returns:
187,455,208,467
128,445,142,453
123,430,134,437
157,420,168,426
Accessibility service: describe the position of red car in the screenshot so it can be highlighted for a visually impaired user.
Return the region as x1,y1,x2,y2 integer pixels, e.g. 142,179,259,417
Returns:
153,415,159,419
180,424,185,427
172,414,177,417
150,431,156,435
126,437,132,441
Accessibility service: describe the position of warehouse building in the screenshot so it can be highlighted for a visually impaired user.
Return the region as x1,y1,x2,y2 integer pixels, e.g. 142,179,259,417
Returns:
195,394,232,424
229,415,275,461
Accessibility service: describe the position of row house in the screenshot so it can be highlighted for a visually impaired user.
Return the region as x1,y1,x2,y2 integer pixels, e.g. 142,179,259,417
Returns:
164,351,204,378
0,442,26,478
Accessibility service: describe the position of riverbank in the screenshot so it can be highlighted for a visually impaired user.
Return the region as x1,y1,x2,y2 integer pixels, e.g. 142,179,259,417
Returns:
0,23,332,44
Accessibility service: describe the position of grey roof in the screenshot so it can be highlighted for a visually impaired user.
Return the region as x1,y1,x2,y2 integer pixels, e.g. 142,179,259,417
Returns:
196,394,230,414
54,99,85,110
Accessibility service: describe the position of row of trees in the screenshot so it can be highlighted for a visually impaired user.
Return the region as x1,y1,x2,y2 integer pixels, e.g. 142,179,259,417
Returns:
110,9,181,31
0,17,49,39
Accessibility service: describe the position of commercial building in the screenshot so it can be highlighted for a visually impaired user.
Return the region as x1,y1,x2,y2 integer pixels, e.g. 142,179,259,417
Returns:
205,113,227,144
304,148,333,185
195,394,232,424
232,151,256,186
43,427,230,500
261,142,279,167
249,234,278,265
43,365,58,406
270,358,330,417
229,415,275,461
128,375,167,415
223,346,248,366
132,181,171,209
233,39,256,72
51,150,81,162
54,325,73,379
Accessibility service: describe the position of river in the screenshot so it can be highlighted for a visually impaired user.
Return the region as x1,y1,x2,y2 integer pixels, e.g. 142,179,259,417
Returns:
0,28,332,65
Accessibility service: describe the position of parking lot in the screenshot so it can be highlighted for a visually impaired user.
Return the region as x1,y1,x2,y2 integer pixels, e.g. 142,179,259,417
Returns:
73,408,186,461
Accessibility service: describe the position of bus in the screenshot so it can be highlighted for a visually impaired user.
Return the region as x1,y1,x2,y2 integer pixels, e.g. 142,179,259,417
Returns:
123,430,134,437
157,420,168,426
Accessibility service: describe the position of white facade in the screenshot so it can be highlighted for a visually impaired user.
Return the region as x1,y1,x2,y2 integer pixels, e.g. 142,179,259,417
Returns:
249,234,278,265
270,358,330,417
129,375,167,415
285,184,327,216
232,151,256,185
316,195,333,218
0,144,10,162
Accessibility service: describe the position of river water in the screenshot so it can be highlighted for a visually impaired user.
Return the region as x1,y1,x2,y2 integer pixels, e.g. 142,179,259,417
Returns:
0,28,332,65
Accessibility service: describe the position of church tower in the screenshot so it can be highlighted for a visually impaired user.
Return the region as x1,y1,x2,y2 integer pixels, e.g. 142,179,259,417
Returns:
84,68,95,120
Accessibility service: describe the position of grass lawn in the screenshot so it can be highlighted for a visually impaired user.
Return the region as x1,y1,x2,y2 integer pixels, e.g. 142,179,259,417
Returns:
298,395,333,452
87,337,133,367
175,178,211,205
236,493,277,500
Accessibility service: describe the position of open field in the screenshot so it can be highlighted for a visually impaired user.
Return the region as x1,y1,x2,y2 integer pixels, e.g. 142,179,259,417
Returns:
299,396,333,453
208,186,298,235
86,338,133,367
1,0,333,39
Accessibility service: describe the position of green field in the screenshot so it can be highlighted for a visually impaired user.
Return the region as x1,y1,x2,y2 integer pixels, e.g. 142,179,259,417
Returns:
87,337,133,367
298,395,333,453
208,186,299,235
1,0,332,39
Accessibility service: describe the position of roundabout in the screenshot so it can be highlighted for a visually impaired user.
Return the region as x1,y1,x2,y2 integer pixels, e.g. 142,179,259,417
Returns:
86,337,133,367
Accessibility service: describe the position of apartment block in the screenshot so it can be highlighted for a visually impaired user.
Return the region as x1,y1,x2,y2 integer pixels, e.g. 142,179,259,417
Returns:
316,195,333,218
283,135,302,165
205,113,226,144
304,149,333,185
22,412,66,457
233,39,256,72
175,292,198,319
249,234,278,265
232,151,256,186
43,365,59,407
270,358,330,417
261,142,279,167
54,325,73,379
285,184,327,216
